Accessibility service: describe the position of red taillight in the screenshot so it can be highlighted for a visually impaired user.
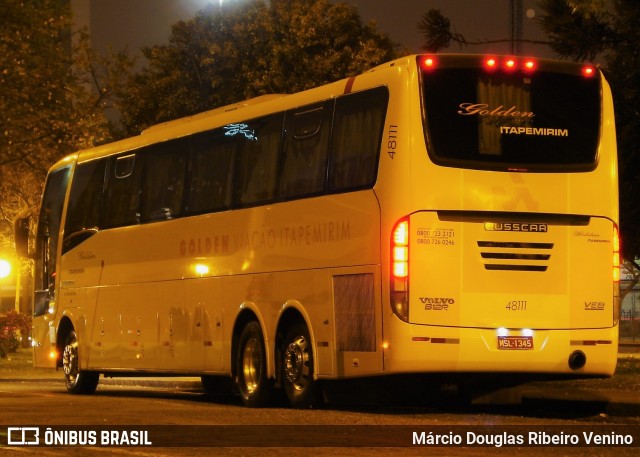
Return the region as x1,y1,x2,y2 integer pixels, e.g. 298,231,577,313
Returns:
391,219,410,321
393,220,409,278
613,226,621,324
613,226,620,282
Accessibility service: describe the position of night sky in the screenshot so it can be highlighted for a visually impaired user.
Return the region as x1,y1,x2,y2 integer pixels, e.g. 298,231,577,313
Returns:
83,0,551,58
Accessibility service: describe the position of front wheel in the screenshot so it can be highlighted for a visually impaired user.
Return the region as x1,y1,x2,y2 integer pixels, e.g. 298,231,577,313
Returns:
282,322,317,408
236,321,272,407
62,331,99,395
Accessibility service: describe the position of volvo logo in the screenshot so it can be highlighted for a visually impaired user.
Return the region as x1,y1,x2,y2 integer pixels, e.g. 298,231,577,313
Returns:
484,222,548,232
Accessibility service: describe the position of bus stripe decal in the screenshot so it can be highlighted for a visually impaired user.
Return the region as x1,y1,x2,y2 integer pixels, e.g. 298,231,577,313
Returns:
344,76,356,94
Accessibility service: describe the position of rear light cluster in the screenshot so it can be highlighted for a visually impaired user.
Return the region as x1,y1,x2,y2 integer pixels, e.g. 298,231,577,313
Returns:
482,56,537,73
613,226,620,283
391,218,410,322
420,55,597,78
613,226,621,324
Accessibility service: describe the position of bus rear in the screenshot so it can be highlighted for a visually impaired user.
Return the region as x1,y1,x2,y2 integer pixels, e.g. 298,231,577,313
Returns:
387,55,619,377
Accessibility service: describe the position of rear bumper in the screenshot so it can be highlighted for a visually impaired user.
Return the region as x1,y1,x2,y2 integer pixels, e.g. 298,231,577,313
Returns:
384,318,618,376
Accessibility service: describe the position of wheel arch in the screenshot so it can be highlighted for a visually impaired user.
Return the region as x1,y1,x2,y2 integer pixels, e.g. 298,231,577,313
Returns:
56,316,75,369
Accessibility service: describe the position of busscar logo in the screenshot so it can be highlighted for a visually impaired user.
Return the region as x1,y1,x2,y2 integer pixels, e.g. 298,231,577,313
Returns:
484,222,548,233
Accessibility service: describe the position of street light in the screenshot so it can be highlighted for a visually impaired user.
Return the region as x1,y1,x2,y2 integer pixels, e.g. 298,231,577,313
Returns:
0,258,11,279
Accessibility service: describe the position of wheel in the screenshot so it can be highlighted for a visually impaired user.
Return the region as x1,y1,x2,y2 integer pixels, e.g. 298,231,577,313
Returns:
236,321,272,407
282,322,317,408
62,331,99,395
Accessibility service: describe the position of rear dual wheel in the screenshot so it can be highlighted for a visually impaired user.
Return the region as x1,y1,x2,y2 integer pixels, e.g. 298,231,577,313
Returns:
236,320,317,408
282,323,317,409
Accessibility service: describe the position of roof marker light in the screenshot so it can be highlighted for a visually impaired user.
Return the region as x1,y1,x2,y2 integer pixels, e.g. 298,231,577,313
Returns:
582,65,596,77
504,58,517,71
421,56,436,70
523,59,536,72
483,57,498,71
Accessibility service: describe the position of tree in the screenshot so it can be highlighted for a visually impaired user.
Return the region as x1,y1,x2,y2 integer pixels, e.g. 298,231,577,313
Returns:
0,310,31,357
417,9,549,52
0,0,110,251
110,0,401,136
538,0,640,268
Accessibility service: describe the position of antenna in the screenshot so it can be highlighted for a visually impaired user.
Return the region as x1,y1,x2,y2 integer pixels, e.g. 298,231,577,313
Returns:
509,0,523,55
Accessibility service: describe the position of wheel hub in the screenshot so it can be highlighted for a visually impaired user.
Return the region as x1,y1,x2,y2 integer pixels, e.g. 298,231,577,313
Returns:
62,343,77,378
242,338,261,394
284,336,309,388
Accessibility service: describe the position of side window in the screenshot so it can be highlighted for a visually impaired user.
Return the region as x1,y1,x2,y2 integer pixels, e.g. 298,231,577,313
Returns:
186,129,234,214
328,87,389,192
278,101,332,199
103,153,142,228
140,140,187,222
234,114,283,207
62,159,106,253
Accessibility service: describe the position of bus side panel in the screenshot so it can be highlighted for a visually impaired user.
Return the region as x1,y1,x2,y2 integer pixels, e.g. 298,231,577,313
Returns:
330,266,383,377
189,276,224,373
215,192,383,380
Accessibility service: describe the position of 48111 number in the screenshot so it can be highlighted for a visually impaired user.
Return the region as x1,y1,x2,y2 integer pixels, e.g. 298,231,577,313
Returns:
506,300,527,311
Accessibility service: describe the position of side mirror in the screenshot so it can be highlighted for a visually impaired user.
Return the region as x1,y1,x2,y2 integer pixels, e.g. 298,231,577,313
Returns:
14,209,33,258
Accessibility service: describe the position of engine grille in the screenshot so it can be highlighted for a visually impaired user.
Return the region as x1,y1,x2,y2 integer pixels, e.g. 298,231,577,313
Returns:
477,241,553,272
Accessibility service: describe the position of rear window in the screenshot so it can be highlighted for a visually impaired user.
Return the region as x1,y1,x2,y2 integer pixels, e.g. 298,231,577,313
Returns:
420,56,602,172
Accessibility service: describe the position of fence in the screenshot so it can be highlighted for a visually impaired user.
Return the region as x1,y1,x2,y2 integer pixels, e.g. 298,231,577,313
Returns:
620,308,640,342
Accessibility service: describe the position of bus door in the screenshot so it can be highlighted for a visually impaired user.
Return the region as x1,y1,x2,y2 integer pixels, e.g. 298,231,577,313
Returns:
32,166,71,367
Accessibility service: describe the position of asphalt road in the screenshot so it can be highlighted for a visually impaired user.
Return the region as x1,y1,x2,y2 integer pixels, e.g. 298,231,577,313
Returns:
0,348,638,455
0,377,638,457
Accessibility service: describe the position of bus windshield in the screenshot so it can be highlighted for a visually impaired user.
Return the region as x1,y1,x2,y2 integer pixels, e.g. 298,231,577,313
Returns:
420,56,602,172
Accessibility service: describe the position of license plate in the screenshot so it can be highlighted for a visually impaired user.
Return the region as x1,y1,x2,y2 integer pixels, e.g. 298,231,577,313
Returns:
497,336,533,350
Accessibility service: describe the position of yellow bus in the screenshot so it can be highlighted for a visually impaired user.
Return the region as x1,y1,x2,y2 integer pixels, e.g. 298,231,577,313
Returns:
16,54,619,408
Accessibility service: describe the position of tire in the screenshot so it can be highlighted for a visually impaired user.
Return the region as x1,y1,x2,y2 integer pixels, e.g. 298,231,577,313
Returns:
62,331,99,395
236,321,272,407
282,322,317,408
